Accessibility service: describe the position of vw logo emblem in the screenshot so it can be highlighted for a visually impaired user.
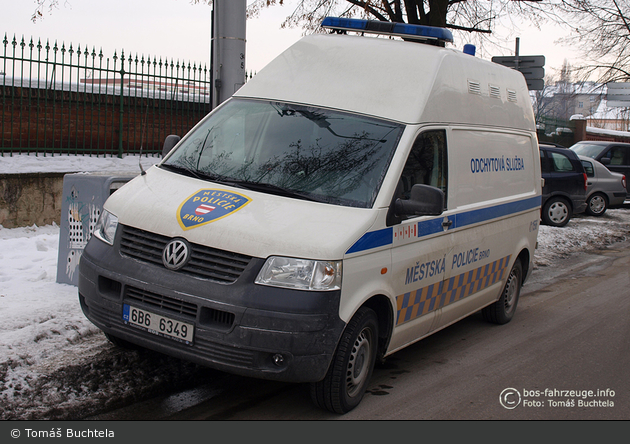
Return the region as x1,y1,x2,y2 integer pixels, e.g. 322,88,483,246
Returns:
162,239,190,270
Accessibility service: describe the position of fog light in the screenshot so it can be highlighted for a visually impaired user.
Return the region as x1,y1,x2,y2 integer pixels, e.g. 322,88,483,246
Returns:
272,354,285,366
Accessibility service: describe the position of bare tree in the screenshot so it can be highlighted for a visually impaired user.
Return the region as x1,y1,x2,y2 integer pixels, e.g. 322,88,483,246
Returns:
247,0,549,29
532,74,557,123
31,0,61,22
550,60,578,120
246,1,565,49
554,0,630,83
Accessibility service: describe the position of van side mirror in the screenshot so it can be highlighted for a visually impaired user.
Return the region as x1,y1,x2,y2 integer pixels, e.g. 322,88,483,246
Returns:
162,135,181,157
395,184,444,217
600,157,610,165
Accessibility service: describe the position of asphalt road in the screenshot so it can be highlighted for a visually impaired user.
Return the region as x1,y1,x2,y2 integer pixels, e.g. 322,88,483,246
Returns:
92,240,630,420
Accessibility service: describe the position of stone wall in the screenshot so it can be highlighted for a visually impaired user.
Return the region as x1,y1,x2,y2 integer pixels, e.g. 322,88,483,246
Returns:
0,173,68,228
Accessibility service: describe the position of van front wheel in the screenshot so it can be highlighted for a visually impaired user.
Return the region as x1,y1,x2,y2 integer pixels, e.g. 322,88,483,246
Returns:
482,258,522,325
310,306,378,414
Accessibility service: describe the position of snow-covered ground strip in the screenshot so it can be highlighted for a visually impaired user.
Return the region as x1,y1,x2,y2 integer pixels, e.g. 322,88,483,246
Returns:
1,153,630,419
0,153,161,175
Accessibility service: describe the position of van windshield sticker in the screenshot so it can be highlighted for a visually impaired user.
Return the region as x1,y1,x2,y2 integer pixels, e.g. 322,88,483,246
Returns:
177,189,251,230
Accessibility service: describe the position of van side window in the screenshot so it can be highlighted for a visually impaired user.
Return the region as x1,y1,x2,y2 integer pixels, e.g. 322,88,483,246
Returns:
399,130,448,205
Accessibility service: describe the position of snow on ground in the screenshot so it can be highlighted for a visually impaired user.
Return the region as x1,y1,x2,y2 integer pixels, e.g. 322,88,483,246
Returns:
0,152,161,174
1,153,630,419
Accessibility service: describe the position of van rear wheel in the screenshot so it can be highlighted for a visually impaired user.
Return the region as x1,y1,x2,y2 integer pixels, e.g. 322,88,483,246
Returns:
310,306,378,414
482,258,522,325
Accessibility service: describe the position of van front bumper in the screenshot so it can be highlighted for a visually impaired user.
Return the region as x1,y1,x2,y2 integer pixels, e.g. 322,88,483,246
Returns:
77,233,346,383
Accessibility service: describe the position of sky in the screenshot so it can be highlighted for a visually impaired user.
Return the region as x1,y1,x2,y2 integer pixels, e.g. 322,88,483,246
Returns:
1,0,581,77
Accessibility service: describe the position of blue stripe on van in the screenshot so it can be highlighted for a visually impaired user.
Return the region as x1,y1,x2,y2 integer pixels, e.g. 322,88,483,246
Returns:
417,217,446,237
345,195,540,254
345,227,393,254
454,195,541,228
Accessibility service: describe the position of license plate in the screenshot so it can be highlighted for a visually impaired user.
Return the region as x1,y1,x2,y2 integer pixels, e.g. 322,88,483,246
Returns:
123,304,194,345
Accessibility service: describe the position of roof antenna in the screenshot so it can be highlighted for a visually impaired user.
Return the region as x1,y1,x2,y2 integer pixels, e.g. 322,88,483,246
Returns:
138,103,149,176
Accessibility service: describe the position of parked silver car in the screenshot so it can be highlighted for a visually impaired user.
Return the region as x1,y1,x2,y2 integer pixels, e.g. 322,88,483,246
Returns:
578,155,627,216
570,141,630,199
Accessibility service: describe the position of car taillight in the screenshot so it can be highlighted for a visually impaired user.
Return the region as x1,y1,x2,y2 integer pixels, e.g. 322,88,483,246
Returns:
623,175,627,190
583,173,588,191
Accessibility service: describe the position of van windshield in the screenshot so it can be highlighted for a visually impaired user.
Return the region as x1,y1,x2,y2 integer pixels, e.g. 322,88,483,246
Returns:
160,99,404,208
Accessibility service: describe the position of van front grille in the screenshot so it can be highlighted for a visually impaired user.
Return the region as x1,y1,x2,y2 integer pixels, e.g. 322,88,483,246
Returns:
125,286,198,320
119,225,252,284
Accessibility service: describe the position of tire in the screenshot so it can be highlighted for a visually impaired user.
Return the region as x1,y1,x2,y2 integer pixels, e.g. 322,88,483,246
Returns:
482,258,522,325
310,307,379,414
541,197,572,227
585,193,608,217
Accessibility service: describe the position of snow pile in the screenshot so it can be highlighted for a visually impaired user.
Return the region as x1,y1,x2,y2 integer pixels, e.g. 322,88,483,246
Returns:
0,224,220,420
535,211,630,266
0,153,160,175
0,224,98,418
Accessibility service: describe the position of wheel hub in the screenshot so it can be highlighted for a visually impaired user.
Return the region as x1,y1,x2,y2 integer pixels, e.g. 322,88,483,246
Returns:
548,202,568,223
503,270,518,313
346,329,372,397
589,196,606,214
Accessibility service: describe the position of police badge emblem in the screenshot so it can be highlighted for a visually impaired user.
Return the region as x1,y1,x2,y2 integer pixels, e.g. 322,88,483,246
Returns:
177,189,251,230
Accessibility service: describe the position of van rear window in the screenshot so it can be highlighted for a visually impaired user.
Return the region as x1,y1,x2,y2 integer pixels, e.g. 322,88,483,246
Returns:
161,99,404,208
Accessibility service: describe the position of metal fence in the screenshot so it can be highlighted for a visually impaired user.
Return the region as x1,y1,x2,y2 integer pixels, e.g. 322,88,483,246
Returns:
536,116,576,147
1,34,212,157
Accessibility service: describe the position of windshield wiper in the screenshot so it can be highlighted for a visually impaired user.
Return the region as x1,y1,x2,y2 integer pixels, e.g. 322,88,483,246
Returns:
159,163,251,189
159,163,204,179
160,165,325,202
230,180,327,203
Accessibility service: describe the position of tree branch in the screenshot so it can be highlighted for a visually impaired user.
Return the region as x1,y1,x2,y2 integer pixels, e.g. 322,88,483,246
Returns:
344,0,389,21
446,23,492,34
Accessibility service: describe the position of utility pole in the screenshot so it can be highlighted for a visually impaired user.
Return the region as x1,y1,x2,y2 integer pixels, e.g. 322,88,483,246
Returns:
211,0,247,109
492,38,545,91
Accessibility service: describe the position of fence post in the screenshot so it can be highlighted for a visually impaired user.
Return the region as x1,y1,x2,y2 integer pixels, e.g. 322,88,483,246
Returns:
2,37,210,157
571,115,587,143
118,64,125,158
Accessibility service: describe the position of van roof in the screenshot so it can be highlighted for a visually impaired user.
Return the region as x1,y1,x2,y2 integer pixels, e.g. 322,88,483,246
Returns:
235,33,535,131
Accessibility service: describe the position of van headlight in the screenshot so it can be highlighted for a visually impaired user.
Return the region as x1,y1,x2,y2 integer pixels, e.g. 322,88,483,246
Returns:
255,257,342,291
93,210,119,245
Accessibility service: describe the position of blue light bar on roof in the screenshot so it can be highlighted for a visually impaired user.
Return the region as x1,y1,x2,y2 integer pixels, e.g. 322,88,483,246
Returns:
321,17,453,44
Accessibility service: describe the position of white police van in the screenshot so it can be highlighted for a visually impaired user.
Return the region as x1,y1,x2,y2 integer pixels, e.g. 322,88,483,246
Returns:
78,18,541,414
